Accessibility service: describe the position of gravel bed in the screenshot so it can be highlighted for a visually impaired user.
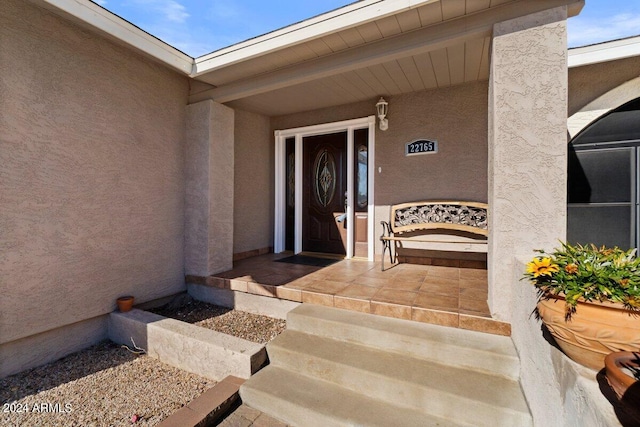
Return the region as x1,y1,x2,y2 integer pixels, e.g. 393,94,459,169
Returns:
149,298,286,344
0,341,215,427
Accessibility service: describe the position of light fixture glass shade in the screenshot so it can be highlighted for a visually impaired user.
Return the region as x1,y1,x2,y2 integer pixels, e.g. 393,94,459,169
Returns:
376,97,388,131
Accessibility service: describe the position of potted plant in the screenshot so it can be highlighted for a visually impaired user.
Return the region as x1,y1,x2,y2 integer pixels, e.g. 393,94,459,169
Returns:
524,242,640,370
116,295,135,312
605,351,640,400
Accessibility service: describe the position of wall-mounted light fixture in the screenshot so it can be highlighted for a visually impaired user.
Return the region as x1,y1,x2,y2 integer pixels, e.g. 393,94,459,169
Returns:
376,97,388,131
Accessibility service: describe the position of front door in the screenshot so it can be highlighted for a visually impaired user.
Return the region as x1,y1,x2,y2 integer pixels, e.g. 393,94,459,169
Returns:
302,132,347,254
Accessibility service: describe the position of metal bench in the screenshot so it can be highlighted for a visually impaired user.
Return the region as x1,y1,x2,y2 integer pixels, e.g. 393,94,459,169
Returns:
380,201,488,270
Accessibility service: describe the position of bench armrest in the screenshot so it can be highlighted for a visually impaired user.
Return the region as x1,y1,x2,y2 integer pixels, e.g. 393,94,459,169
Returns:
380,221,393,240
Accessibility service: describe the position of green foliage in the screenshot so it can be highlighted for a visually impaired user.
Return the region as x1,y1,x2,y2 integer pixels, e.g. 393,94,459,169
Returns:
524,242,640,319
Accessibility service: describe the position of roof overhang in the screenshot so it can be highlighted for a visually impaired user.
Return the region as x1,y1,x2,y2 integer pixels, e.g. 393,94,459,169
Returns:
31,0,589,116
193,0,442,76
189,0,584,114
569,35,640,68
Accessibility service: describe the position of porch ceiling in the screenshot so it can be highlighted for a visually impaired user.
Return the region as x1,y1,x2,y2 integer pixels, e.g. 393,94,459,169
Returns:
190,0,584,117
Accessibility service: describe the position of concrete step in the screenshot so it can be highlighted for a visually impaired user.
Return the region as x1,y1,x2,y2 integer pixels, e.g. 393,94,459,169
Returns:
287,304,520,379
240,366,471,427
240,305,532,427
266,330,531,427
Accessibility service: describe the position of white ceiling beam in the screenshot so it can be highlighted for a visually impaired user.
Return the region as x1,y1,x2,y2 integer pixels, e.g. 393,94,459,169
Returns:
190,0,584,104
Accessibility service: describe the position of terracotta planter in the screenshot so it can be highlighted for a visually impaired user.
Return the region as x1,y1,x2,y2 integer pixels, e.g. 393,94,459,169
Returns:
605,351,640,400
116,296,134,312
537,295,640,370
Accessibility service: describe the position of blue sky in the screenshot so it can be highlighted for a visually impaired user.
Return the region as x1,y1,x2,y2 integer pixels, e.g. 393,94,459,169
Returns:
93,0,640,57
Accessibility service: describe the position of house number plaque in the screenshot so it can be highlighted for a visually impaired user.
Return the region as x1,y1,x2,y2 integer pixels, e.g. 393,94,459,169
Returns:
405,139,438,156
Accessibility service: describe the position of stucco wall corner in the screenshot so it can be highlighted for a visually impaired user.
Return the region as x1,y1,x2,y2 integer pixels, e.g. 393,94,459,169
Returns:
234,109,273,254
511,257,566,427
184,100,235,276
185,101,213,276
208,102,235,274
488,6,568,322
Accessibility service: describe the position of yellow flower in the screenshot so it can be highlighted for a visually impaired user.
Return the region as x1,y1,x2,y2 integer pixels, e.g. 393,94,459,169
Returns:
565,263,578,274
526,257,559,278
625,296,640,308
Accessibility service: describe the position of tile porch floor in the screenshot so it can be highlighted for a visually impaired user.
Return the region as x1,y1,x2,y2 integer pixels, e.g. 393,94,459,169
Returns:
186,253,510,336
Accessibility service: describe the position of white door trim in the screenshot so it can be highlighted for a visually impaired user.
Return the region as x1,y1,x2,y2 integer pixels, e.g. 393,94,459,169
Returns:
274,116,376,260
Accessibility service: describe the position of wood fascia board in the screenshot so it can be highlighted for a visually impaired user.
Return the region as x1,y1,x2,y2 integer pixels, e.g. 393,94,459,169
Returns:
190,0,583,104
193,0,440,75
30,0,194,74
569,36,640,68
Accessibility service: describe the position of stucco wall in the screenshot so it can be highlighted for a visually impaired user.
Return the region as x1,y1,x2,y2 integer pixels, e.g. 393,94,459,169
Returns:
485,6,621,427
234,110,273,254
568,59,640,137
487,7,568,323
271,100,372,132
1,0,188,352
373,83,488,205
184,100,235,276
568,54,640,116
272,83,488,205
1,316,108,378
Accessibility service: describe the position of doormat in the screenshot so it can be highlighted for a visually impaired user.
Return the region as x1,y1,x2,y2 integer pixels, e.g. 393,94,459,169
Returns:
275,255,341,267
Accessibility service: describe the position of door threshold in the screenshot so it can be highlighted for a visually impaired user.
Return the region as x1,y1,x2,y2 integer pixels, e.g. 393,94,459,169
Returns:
299,251,345,260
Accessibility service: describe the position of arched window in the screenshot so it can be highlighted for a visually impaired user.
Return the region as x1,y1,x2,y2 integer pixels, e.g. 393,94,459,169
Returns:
567,97,640,249
571,97,640,145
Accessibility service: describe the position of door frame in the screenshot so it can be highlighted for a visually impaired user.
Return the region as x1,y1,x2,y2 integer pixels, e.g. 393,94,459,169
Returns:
274,116,376,260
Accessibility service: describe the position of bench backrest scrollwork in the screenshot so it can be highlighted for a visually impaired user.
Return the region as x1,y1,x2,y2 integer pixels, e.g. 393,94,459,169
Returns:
390,201,488,236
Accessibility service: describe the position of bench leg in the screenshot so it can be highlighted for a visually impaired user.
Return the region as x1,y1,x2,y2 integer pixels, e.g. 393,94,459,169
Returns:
391,241,398,268
381,239,394,271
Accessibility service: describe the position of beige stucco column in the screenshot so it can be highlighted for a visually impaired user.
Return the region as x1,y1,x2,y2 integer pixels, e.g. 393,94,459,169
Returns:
185,100,235,276
487,7,568,321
